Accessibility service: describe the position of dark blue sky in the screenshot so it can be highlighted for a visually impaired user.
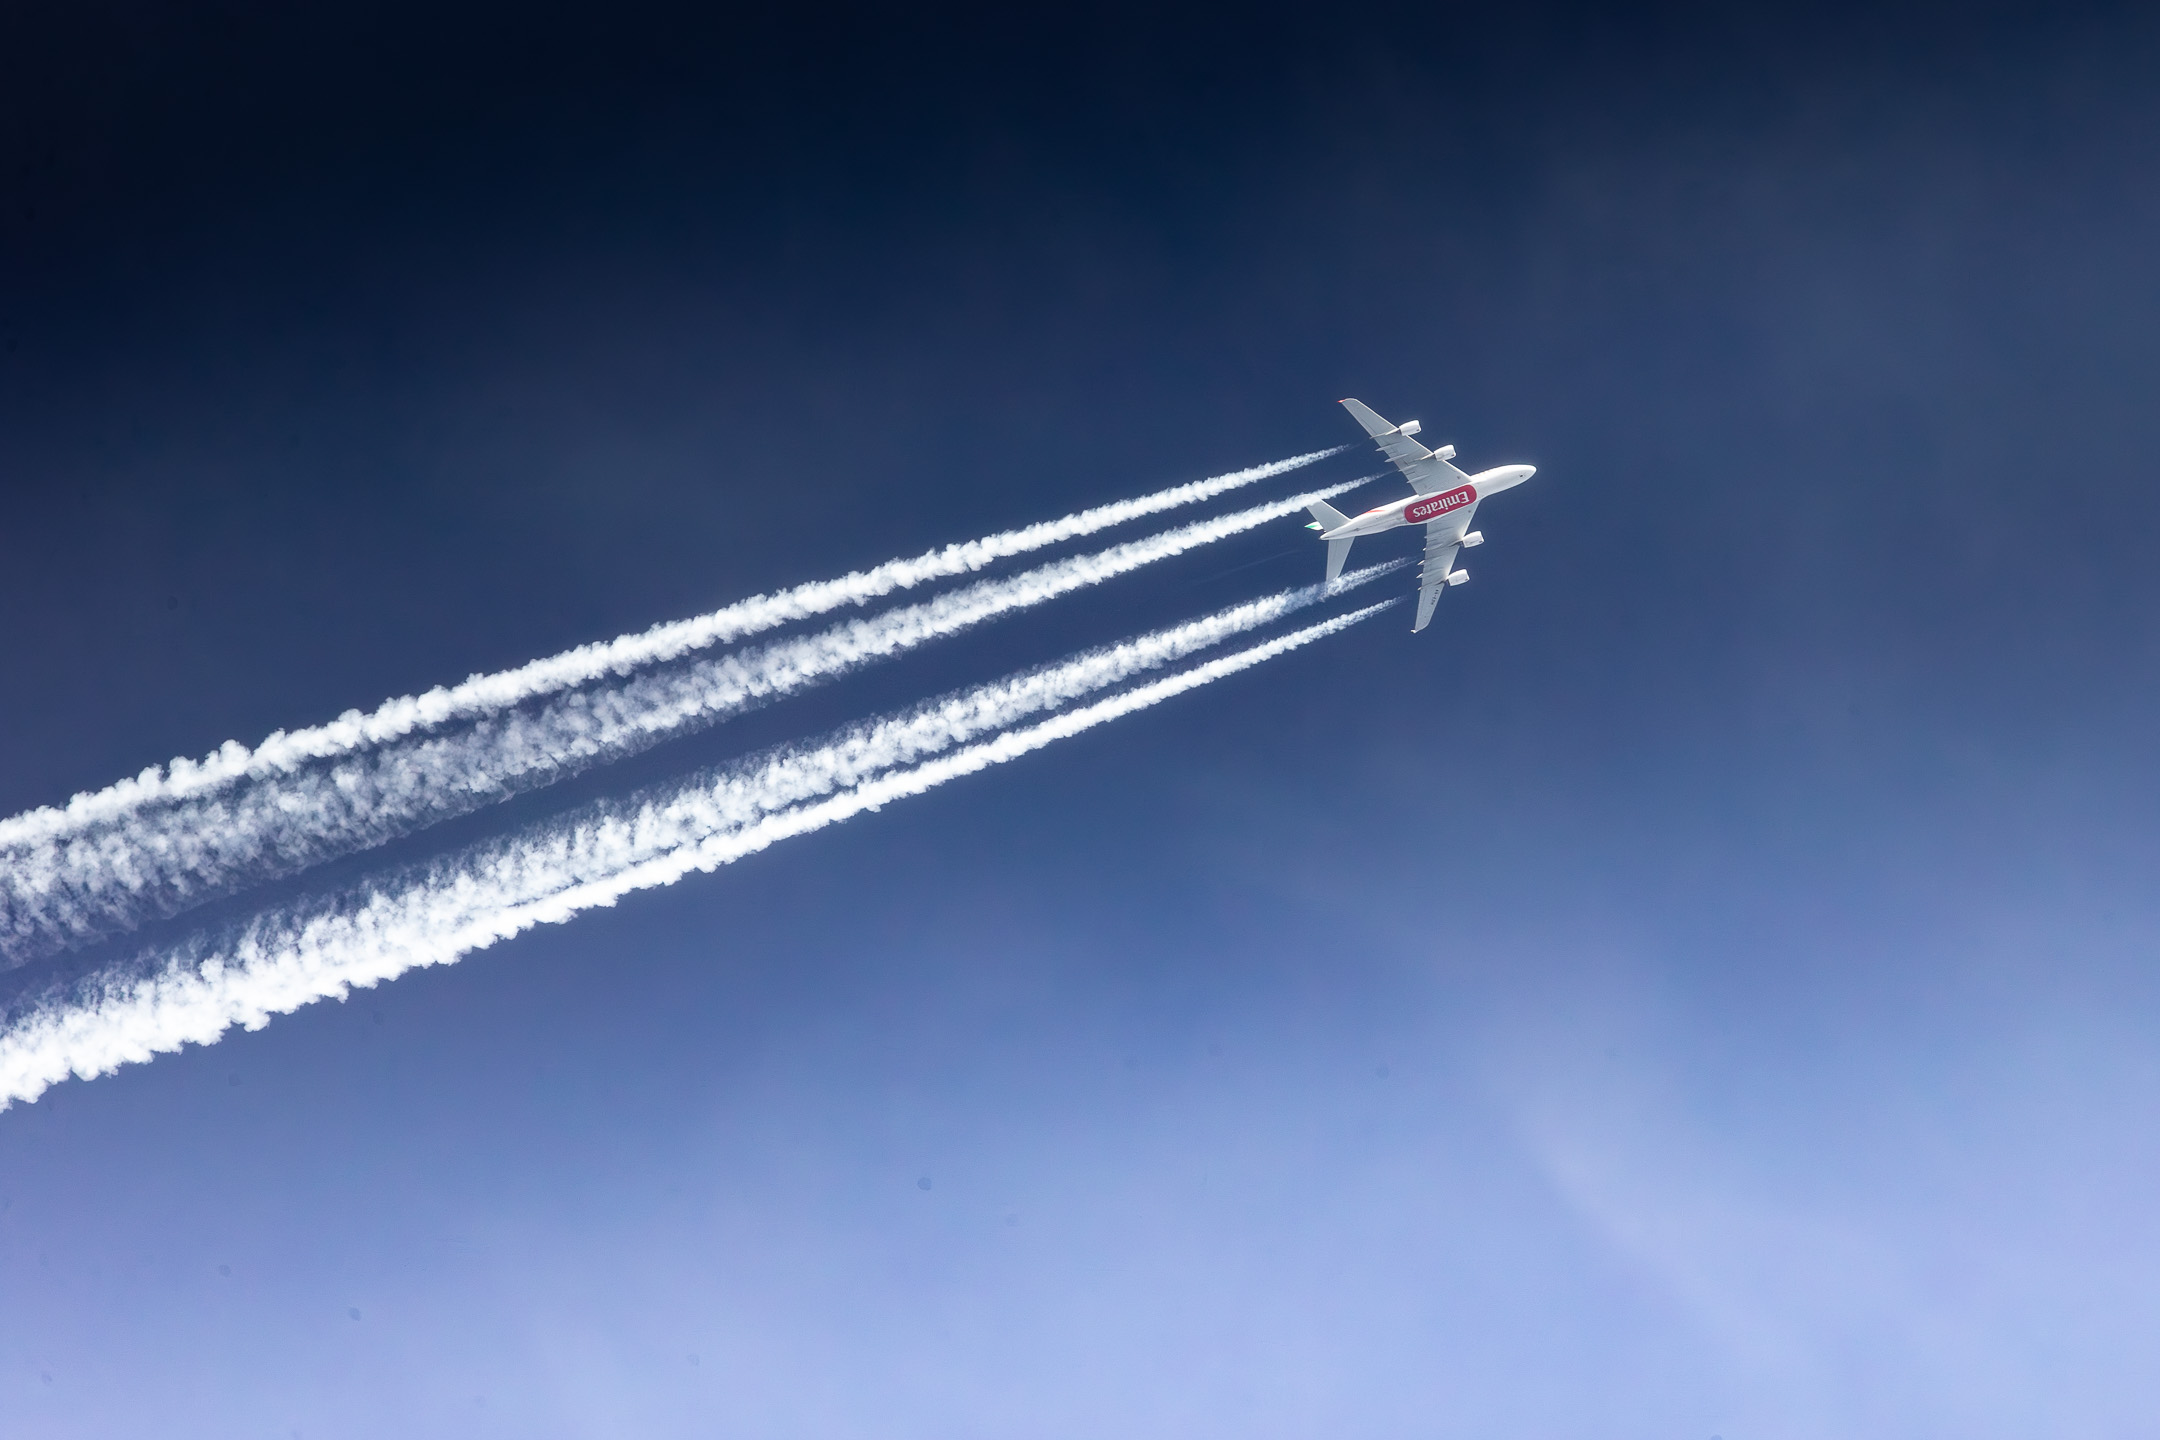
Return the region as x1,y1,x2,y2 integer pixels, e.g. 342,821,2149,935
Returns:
5,4,2160,1435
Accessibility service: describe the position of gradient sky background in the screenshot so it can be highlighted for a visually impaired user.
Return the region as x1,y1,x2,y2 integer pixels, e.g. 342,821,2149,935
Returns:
4,3,2160,1436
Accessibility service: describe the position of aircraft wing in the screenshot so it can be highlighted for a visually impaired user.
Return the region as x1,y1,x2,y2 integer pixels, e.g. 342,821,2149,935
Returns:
1341,397,1471,494
1412,507,1479,632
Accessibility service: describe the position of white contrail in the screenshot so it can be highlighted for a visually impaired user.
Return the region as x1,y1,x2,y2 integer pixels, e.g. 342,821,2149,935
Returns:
0,597,1395,1107
2,481,1373,962
0,446,1345,853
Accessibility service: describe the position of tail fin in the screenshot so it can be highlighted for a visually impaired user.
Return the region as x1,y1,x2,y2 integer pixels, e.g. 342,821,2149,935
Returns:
1306,500,1354,581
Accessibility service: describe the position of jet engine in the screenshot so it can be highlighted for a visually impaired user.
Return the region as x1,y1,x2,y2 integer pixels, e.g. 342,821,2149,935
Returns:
1459,531,1484,548
1444,569,1470,586
1397,419,1421,436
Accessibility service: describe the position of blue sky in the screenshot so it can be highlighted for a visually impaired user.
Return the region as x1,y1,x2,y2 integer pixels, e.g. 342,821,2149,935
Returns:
3,4,2159,1435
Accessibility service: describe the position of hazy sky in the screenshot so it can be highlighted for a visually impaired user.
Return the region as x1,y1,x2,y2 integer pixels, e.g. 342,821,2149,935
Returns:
4,4,2160,1436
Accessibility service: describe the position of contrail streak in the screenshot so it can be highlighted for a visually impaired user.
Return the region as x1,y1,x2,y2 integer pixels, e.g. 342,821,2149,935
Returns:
2,482,1372,963
0,595,1395,1107
0,447,1344,853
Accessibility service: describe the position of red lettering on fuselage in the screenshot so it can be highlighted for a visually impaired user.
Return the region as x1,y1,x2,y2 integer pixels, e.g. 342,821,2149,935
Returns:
1404,485,1476,524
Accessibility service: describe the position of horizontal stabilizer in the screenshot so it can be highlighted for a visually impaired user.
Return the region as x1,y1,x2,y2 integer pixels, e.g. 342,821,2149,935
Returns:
1306,499,1355,581
1326,537,1355,582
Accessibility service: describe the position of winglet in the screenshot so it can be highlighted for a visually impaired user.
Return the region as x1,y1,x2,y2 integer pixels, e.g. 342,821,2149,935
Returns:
1413,582,1443,632
1339,398,1399,439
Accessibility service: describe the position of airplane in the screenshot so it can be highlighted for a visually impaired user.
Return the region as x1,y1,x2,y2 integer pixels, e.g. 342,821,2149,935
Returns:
1305,398,1537,632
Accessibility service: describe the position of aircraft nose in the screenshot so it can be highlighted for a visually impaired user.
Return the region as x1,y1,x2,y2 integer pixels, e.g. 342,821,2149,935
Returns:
1521,465,1538,480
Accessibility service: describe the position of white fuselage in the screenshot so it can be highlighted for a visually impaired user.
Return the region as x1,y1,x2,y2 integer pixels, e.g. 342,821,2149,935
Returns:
1318,464,1537,541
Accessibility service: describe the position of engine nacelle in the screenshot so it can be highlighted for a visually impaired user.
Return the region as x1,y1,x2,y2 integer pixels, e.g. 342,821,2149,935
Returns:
1459,530,1483,548
1434,443,1456,460
1397,419,1421,436
1444,569,1470,586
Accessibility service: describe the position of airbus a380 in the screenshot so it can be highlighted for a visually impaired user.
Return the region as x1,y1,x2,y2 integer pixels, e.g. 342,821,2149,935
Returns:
1307,398,1537,631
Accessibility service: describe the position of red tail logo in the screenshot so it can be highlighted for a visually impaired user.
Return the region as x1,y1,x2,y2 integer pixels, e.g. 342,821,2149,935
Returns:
1405,485,1475,524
